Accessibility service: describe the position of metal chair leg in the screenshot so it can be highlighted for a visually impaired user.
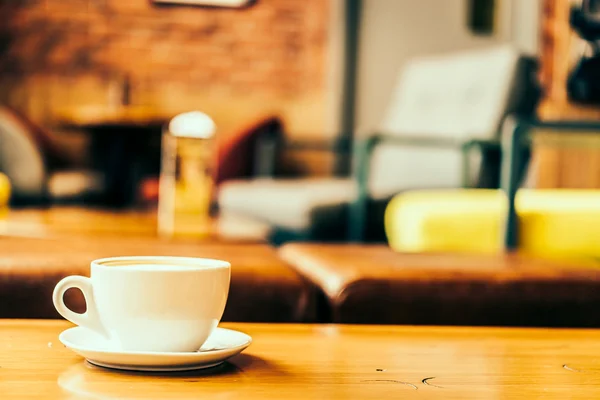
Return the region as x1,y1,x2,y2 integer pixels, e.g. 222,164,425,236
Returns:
500,116,528,251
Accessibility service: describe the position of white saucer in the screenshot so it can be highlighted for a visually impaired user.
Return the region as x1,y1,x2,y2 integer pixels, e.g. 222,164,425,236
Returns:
59,326,252,372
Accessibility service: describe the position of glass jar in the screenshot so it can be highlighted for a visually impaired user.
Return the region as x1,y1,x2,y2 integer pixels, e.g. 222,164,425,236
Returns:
158,111,216,238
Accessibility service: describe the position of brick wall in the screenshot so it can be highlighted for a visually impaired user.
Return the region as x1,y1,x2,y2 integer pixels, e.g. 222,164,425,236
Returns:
0,0,335,171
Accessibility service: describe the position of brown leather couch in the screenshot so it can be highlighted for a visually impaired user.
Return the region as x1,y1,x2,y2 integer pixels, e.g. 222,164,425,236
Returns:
279,244,600,327
0,237,316,322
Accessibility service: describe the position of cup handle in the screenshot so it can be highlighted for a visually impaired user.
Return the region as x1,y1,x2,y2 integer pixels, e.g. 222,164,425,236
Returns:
52,276,109,339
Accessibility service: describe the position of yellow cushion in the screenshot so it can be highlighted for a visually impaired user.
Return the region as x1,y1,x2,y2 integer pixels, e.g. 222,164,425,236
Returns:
0,173,10,208
385,189,600,258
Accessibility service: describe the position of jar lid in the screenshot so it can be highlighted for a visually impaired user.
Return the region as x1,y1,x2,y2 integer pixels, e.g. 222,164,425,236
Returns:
168,111,216,138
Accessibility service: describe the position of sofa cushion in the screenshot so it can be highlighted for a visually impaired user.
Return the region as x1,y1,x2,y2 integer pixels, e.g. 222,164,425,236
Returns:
216,210,273,241
279,243,600,327
215,116,283,185
218,178,356,231
0,237,316,322
385,189,600,258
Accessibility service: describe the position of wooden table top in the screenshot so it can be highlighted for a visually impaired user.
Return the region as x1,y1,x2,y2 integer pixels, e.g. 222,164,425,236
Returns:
3,320,600,399
55,105,170,128
0,207,261,242
0,207,161,239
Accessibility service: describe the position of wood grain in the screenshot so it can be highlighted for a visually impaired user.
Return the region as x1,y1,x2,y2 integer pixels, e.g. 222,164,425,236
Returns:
3,320,600,399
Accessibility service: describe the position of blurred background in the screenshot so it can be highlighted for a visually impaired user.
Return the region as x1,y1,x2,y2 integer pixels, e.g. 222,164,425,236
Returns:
1,0,598,246
5,0,600,328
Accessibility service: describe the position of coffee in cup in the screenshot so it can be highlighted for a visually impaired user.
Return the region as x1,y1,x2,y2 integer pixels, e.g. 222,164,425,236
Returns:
53,256,230,353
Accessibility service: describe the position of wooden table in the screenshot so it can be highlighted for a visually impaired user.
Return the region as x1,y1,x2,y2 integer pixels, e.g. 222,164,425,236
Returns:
56,105,172,207
55,105,171,128
3,320,600,399
0,206,262,242
0,207,162,239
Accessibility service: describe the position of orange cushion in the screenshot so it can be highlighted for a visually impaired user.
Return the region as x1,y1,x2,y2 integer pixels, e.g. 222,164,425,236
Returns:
214,115,283,185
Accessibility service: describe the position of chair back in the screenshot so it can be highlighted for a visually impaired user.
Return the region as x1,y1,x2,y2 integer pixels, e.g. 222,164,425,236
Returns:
367,44,532,198
0,107,46,200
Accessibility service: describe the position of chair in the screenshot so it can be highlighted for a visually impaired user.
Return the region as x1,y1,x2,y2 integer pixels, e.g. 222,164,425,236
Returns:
0,108,282,207
384,118,600,259
218,45,536,244
0,106,104,205
0,107,48,203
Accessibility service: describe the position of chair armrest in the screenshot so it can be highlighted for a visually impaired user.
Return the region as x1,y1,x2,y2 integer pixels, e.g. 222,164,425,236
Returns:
500,116,600,251
348,134,501,242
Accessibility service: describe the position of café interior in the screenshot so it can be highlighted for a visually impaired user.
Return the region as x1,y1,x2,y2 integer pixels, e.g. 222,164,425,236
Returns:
2,0,600,398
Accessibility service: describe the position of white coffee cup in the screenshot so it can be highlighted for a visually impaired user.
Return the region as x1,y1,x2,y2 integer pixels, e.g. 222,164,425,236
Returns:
52,256,230,353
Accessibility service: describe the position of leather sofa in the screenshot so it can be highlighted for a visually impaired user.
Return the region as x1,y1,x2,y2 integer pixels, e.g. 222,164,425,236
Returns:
279,243,600,327
0,237,317,323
